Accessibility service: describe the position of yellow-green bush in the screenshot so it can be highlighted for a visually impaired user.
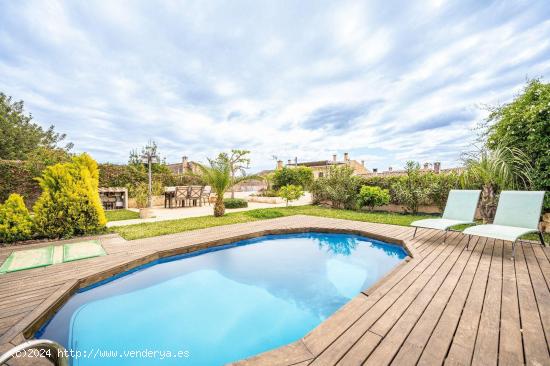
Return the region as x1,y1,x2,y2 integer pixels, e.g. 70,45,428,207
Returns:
33,153,107,238
0,194,33,243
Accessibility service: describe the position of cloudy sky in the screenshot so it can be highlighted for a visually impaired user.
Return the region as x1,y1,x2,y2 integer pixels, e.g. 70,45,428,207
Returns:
1,0,549,172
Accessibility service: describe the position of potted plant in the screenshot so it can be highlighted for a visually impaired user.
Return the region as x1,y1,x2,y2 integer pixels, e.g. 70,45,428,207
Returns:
134,183,152,218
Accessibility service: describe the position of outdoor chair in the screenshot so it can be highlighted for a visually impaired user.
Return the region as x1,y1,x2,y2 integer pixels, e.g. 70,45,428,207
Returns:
463,191,546,259
175,186,189,207
201,186,212,206
188,186,203,206
411,190,481,243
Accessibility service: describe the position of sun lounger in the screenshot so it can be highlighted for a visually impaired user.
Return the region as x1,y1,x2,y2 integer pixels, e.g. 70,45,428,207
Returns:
463,191,546,259
411,190,481,243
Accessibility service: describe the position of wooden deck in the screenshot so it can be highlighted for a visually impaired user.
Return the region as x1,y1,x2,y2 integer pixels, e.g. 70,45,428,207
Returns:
0,215,549,365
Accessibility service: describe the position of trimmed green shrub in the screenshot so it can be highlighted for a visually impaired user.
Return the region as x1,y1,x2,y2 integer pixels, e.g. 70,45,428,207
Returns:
360,175,403,205
278,184,304,206
33,153,107,238
391,161,430,214
255,189,279,197
427,172,461,211
245,209,284,219
310,165,362,209
272,166,314,190
0,194,33,243
357,186,390,211
223,198,248,208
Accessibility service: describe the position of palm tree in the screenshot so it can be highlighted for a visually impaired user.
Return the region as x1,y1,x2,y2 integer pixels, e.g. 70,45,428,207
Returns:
461,145,532,223
195,158,259,217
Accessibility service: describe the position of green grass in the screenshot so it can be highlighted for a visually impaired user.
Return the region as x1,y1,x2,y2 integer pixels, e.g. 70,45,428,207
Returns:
111,205,429,240
112,212,259,240
111,205,550,243
105,209,140,222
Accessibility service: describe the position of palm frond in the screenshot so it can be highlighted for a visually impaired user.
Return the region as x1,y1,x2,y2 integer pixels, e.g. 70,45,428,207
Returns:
461,144,533,190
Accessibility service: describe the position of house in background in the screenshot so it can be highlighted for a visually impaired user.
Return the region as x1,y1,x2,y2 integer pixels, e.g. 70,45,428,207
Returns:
361,162,462,177
277,153,370,178
166,156,200,175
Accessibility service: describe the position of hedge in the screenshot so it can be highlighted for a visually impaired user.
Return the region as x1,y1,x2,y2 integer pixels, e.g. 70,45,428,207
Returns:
223,198,248,208
0,160,41,208
98,163,204,198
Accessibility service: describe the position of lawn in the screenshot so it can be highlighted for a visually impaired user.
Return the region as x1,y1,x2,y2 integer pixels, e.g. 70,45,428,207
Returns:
111,205,550,243
111,206,430,240
105,209,140,222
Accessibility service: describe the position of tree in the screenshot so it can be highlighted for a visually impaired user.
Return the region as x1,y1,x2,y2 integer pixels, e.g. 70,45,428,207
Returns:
272,166,314,190
461,145,532,223
0,92,72,160
217,149,251,198
357,186,390,211
278,185,304,206
195,156,258,217
485,79,550,210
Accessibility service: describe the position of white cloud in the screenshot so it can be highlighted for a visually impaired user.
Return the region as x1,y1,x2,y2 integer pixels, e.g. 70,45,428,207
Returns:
0,0,549,171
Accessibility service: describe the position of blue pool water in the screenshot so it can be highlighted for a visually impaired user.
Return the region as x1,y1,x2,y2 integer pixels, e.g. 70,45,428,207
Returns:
38,233,407,365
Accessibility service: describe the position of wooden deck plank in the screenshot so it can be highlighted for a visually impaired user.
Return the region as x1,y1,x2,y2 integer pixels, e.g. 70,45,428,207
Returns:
304,231,444,358
1,216,550,366
0,299,45,320
334,331,381,366
442,237,496,366
361,234,470,365
471,240,503,366
390,236,485,366
369,233,466,337
531,244,550,290
310,232,451,365
523,243,550,347
515,244,550,365
417,237,490,366
498,241,524,366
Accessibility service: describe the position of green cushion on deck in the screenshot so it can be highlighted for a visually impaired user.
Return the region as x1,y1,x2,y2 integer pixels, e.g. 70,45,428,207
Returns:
63,240,106,262
0,246,54,273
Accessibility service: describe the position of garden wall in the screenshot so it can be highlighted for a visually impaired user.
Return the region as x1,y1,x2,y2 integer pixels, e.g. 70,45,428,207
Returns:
128,195,165,208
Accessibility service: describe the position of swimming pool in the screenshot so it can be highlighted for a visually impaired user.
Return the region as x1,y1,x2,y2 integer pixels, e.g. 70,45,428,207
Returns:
38,232,407,365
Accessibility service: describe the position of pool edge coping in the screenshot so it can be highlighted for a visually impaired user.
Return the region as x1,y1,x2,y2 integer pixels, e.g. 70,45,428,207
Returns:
2,217,418,365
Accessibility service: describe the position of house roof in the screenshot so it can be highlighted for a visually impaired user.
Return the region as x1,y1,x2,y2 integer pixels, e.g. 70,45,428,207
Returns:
360,167,463,178
296,160,346,167
257,169,275,176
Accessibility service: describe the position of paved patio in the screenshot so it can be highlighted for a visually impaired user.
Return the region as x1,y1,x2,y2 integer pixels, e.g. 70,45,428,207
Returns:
107,192,312,227
0,215,549,365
